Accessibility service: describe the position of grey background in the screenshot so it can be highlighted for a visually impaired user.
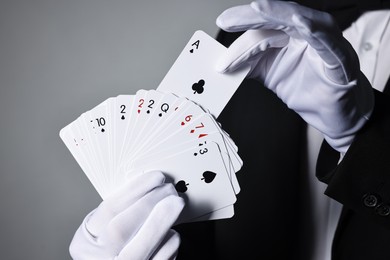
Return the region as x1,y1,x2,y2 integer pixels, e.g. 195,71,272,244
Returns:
0,0,248,259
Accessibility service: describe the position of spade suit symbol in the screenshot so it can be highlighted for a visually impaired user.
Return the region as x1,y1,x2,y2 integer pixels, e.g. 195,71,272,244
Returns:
201,171,216,183
175,180,189,193
192,79,205,94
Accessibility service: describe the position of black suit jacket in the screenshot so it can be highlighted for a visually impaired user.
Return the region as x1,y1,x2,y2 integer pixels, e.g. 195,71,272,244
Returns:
317,88,390,260
174,30,390,260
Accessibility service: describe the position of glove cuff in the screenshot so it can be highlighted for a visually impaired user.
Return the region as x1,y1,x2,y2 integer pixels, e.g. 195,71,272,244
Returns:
323,72,374,154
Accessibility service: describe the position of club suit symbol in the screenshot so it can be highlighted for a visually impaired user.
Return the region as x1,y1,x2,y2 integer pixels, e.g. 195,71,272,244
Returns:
192,79,205,94
201,171,216,183
175,180,189,193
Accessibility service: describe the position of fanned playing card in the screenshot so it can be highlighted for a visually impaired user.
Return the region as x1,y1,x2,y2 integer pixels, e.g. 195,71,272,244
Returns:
60,30,249,223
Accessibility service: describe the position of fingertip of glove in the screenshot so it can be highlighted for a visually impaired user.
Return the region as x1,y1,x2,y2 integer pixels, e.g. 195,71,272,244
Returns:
162,195,185,212
216,4,257,32
216,12,236,32
250,1,261,12
215,15,225,29
215,59,230,74
107,170,166,202
142,170,166,183
165,229,181,250
150,195,185,223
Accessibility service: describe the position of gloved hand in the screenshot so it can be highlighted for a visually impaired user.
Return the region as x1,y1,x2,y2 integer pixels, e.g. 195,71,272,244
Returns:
216,0,374,154
69,170,185,260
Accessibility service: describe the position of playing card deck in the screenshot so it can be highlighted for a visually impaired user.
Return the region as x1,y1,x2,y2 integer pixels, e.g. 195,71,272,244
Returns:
60,30,250,223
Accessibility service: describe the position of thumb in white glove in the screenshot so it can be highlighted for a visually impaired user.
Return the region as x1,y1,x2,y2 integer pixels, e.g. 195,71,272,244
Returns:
69,170,184,260
216,0,374,154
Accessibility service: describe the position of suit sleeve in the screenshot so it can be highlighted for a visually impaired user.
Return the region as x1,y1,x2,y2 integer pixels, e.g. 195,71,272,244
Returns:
317,89,390,228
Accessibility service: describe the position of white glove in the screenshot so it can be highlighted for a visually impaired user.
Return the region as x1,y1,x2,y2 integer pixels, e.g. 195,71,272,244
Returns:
69,170,185,260
216,0,374,154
